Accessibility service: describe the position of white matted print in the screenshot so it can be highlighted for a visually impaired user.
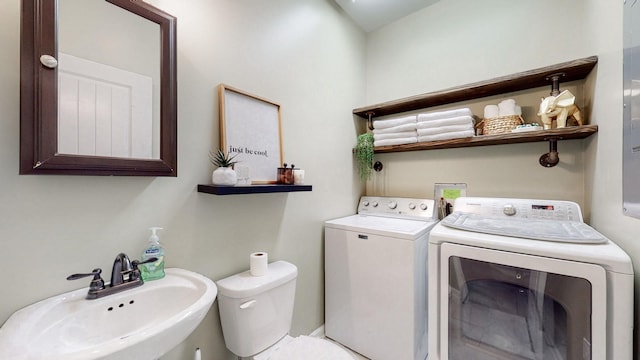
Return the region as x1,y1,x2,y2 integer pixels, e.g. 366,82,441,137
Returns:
219,84,283,183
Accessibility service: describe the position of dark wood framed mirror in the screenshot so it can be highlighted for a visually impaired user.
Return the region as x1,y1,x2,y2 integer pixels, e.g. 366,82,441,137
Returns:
20,0,177,176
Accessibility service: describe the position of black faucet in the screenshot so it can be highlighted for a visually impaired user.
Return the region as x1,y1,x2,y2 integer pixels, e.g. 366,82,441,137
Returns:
110,253,133,286
67,253,157,299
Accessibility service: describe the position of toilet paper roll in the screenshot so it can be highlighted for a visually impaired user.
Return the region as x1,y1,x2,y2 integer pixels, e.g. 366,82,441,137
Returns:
250,252,268,276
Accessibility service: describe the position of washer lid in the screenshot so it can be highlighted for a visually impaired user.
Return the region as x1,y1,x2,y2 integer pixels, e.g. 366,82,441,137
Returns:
325,214,437,239
441,212,607,244
216,261,297,298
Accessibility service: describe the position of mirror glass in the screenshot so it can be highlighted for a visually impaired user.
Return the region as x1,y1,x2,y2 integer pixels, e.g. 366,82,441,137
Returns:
20,0,177,176
58,0,160,159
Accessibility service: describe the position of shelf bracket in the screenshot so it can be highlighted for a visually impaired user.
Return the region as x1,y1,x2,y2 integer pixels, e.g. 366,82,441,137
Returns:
366,111,375,130
539,138,561,167
545,72,566,96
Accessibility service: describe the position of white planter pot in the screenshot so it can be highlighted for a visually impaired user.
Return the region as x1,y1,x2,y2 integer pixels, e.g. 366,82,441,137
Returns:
212,167,237,186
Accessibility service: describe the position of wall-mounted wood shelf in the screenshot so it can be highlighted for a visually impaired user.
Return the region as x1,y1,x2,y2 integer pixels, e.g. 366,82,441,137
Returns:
197,184,312,195
373,125,598,153
353,56,598,119
352,56,599,166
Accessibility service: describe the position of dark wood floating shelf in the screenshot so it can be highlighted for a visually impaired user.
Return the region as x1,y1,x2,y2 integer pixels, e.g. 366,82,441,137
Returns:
197,184,312,195
353,56,598,119
373,125,597,153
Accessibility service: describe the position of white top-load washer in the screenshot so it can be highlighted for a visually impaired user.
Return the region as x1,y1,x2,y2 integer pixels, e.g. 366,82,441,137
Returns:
428,197,634,360
325,196,438,360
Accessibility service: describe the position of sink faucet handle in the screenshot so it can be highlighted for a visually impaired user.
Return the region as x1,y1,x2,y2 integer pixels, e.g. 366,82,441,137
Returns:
132,257,158,268
66,268,105,291
130,257,158,281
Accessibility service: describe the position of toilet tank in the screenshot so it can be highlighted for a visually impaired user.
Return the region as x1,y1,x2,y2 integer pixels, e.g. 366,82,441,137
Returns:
216,261,298,357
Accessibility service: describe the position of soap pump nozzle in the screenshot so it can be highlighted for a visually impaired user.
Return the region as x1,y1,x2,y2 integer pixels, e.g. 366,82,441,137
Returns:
149,227,163,242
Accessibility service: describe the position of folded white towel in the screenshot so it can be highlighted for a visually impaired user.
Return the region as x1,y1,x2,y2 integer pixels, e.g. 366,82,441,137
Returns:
372,123,417,134
374,137,418,147
417,124,473,136
372,115,416,130
417,108,473,122
374,131,418,141
498,99,517,116
416,115,475,129
417,130,475,143
484,105,499,119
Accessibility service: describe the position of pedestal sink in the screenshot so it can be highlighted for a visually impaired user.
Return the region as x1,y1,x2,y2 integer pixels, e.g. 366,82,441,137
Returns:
0,268,217,360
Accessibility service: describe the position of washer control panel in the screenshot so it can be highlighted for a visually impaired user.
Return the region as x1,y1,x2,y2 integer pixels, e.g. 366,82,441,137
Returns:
358,196,436,220
452,197,583,222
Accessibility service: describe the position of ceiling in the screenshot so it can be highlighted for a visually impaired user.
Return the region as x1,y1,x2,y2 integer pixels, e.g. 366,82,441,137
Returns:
334,0,440,32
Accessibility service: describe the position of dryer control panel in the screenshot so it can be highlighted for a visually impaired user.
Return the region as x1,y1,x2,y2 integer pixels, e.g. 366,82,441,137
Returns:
357,196,436,221
452,197,583,222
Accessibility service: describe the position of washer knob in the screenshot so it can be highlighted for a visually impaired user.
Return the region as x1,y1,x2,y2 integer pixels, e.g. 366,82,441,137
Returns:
503,204,517,216
372,201,379,207
362,200,370,207
408,203,416,210
388,201,397,209
420,203,428,210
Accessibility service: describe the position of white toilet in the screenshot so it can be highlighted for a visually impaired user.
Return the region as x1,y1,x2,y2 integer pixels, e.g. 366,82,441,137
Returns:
216,261,355,360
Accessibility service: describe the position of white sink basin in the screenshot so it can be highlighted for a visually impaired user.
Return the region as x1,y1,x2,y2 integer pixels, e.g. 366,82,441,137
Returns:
0,268,217,360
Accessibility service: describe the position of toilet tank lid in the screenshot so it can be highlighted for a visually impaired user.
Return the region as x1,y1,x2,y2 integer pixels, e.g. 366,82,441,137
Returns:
216,261,298,298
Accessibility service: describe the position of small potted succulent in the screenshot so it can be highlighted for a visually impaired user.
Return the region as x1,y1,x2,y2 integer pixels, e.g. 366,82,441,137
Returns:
210,149,239,185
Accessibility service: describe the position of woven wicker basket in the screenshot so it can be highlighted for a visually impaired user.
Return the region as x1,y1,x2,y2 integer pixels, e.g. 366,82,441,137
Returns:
476,115,524,135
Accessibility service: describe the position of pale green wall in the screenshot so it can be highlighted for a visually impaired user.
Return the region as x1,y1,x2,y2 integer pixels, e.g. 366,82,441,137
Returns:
4,0,639,359
0,0,365,359
363,0,591,206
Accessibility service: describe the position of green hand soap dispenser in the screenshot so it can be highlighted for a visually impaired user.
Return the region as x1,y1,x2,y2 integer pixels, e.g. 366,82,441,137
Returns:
140,227,165,281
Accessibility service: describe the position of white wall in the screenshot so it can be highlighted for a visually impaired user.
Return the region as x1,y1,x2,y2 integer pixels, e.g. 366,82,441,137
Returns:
365,0,640,355
0,0,365,359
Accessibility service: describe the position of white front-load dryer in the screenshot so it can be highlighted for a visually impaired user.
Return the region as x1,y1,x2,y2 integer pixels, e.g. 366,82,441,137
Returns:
428,197,634,360
325,196,438,360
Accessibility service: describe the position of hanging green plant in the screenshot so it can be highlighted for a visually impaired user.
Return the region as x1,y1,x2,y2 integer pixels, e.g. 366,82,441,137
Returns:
355,133,374,181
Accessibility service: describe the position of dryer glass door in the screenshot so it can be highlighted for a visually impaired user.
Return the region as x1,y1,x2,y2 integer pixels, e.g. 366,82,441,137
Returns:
440,243,607,360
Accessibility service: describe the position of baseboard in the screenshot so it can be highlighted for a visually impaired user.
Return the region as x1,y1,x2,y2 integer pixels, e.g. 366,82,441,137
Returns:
309,324,325,338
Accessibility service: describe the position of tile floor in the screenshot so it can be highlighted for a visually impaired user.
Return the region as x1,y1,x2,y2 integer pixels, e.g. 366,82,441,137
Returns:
325,338,369,360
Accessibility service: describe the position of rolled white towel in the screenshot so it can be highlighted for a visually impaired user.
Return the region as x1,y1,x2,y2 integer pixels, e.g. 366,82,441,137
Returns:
417,108,473,122
498,99,517,116
372,123,417,134
417,130,475,143
374,136,418,147
416,115,475,129
372,115,416,130
417,124,473,136
484,105,499,119
374,131,418,141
